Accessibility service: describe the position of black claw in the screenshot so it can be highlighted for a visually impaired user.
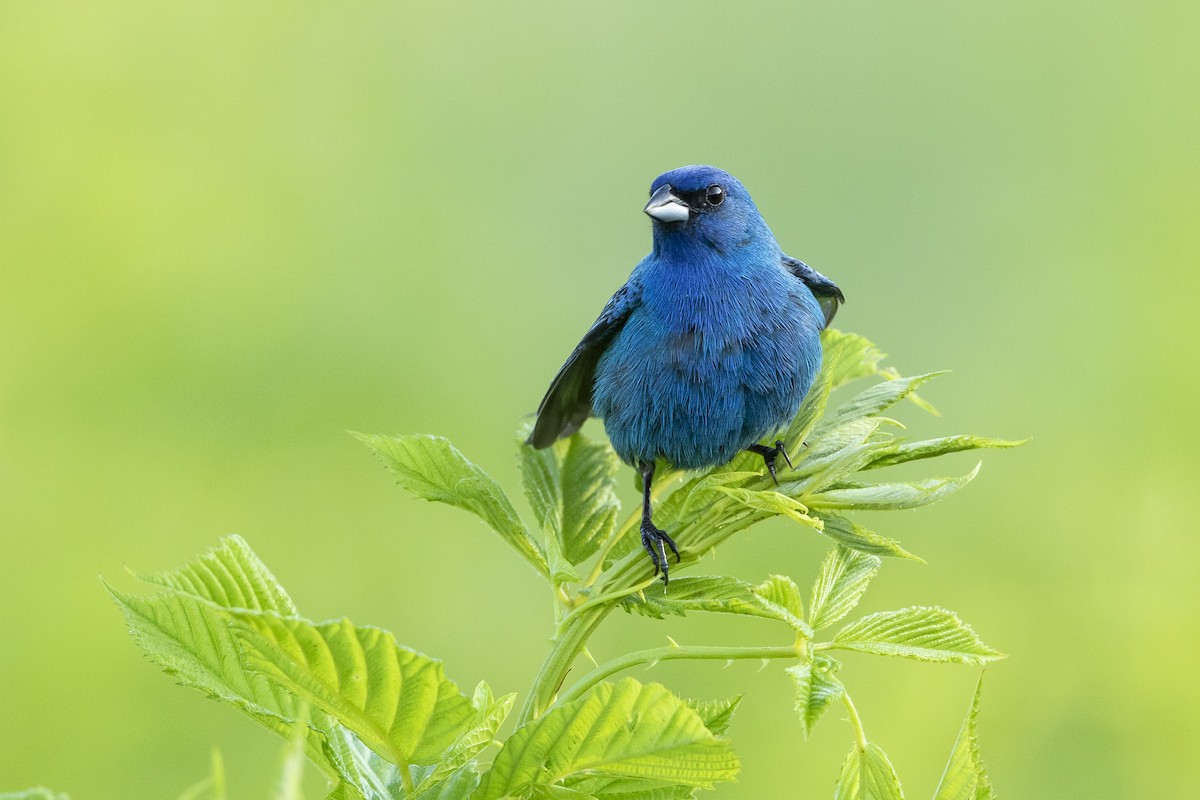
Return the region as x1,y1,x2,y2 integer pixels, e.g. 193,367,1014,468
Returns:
776,440,795,469
747,441,794,485
641,520,678,586
665,533,681,563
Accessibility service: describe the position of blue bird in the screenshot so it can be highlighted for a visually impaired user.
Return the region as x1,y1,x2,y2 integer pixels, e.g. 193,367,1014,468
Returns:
527,165,843,584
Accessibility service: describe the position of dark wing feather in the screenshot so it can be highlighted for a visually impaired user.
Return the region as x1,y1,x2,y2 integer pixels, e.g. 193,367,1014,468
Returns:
526,280,641,448
782,255,845,327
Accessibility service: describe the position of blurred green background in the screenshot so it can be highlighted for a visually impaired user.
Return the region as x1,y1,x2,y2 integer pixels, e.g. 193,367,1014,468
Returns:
2,1,1198,797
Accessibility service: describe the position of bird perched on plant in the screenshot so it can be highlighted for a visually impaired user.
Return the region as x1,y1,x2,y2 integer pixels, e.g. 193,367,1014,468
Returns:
527,165,843,584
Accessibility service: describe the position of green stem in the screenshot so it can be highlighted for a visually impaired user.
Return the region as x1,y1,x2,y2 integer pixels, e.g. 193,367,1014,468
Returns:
517,605,613,726
210,748,226,800
521,471,693,728
553,584,573,623
398,759,415,794
562,574,657,625
841,690,868,750
559,643,801,706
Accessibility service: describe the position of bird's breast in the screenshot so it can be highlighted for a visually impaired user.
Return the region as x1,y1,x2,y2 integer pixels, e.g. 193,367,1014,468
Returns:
639,265,805,362
592,260,823,459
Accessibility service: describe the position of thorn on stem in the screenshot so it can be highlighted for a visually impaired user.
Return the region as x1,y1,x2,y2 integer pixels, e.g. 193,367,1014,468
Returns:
581,646,599,668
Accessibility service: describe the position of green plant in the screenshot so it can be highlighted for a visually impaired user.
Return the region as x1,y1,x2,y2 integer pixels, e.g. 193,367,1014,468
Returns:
95,329,1017,799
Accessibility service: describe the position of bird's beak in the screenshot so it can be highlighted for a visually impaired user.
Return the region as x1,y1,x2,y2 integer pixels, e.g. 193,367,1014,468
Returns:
644,184,690,223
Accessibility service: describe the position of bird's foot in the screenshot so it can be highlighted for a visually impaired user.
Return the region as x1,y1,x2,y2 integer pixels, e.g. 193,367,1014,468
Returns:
748,440,795,485
640,519,681,586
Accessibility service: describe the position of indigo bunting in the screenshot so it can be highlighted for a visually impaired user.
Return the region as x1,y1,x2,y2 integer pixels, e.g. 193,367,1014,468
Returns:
527,165,843,584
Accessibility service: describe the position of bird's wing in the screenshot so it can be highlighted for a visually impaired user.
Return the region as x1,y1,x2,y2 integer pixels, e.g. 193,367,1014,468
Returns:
782,255,845,328
526,280,642,448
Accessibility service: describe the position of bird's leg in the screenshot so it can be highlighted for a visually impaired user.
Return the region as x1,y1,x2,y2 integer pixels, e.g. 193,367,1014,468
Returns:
638,459,680,586
746,440,795,485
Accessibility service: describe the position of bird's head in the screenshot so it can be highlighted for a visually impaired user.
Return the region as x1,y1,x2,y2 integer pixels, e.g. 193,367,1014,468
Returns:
644,165,771,254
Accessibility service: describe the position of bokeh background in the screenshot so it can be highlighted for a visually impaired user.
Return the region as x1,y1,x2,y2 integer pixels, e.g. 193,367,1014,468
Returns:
3,2,1198,797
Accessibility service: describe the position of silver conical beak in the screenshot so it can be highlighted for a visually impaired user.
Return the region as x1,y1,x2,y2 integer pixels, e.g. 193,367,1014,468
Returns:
644,184,689,223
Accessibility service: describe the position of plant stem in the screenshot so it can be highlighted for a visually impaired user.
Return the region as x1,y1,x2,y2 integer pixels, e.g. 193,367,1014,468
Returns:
520,472,704,728
517,605,613,726
559,643,801,706
398,760,415,794
562,574,657,624
841,690,868,750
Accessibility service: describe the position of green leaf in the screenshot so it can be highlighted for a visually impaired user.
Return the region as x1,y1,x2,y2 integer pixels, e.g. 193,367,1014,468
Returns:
834,742,905,800
621,576,751,620
593,788,693,800
808,546,882,631
520,432,623,569
864,436,1026,471
621,575,807,632
356,433,548,578
517,433,561,534
0,791,70,800
786,653,844,739
559,435,622,564
831,607,1004,664
528,785,597,800
109,587,265,710
814,373,944,438
108,586,338,778
114,538,391,788
933,676,995,800
542,526,583,586
712,486,822,530
415,682,515,793
137,533,297,615
791,417,892,489
234,613,476,767
753,574,804,622
669,471,761,525
475,678,739,799
325,785,368,800
781,358,833,449
804,464,980,511
813,513,921,561
409,765,481,800
820,329,889,390
684,695,742,736
562,777,696,800
319,726,405,800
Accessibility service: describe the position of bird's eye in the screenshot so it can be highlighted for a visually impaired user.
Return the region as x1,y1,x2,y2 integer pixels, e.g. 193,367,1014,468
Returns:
706,184,725,206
